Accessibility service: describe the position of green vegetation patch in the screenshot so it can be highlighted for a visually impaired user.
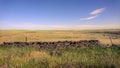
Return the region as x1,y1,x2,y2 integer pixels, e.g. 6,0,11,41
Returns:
0,46,120,68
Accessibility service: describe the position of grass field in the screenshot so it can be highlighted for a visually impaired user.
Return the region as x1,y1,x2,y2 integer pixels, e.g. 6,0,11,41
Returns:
0,46,120,68
0,29,120,45
0,29,120,68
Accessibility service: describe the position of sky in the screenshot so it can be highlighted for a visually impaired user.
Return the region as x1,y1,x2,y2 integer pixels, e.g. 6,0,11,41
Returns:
0,0,120,30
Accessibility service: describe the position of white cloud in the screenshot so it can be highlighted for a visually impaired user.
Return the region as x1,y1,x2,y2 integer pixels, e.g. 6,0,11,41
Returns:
90,7,106,15
80,15,98,21
80,7,106,21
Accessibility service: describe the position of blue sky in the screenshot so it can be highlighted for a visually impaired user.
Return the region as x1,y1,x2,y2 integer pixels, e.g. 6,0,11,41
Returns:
0,0,120,30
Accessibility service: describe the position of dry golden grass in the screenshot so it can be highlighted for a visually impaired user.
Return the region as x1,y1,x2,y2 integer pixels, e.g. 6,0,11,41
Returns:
16,51,50,62
0,30,120,45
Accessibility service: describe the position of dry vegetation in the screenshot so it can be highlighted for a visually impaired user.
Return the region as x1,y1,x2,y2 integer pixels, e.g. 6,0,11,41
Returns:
0,46,120,68
0,29,120,68
0,29,120,45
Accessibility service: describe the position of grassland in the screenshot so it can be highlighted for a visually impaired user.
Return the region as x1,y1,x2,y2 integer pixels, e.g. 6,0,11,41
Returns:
0,29,120,68
0,29,120,45
0,46,120,68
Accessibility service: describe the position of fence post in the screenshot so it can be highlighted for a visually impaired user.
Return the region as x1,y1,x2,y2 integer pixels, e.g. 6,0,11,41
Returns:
25,37,27,42
109,35,113,46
